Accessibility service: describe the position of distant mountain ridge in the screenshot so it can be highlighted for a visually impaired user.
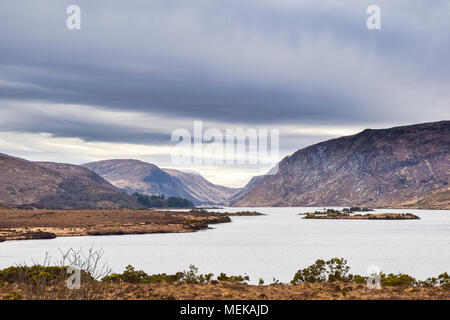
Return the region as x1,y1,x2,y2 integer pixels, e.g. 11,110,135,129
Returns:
232,121,450,209
0,153,139,209
83,159,241,205
1,121,448,210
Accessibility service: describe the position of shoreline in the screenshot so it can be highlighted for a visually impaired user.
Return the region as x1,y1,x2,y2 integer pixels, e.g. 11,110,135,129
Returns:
0,209,231,242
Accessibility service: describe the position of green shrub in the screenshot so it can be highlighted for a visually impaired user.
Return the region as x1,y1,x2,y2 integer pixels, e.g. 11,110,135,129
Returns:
108,265,149,284
381,273,417,287
291,259,326,284
327,258,351,282
351,274,368,284
148,273,183,284
184,219,207,231
101,273,123,283
291,258,351,284
421,272,450,288
0,266,70,284
217,272,250,283
437,272,450,286
103,265,215,285
102,265,184,284
181,265,213,284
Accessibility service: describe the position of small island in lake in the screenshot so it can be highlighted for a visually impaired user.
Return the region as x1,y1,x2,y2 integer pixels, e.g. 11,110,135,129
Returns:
190,209,265,216
301,208,420,220
223,211,265,216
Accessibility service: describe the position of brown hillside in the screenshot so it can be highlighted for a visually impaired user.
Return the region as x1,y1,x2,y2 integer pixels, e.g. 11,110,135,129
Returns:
233,121,450,209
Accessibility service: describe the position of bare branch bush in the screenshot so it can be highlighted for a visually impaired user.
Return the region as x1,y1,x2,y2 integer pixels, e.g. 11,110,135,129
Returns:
14,252,53,299
13,247,112,300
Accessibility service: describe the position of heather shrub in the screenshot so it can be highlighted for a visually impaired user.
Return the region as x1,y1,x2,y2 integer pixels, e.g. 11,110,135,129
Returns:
103,265,149,284
351,274,368,284
217,272,250,283
291,259,327,284
291,258,351,284
420,272,450,289
0,248,111,299
381,273,417,287
0,265,69,285
181,265,213,284
102,265,184,284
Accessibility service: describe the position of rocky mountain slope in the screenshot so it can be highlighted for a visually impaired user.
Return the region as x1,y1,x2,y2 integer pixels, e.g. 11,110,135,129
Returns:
83,159,240,205
226,175,263,205
233,121,450,209
162,168,240,205
0,154,139,209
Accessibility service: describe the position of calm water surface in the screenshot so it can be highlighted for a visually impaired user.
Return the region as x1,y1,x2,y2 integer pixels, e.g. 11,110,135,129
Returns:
1,207,449,284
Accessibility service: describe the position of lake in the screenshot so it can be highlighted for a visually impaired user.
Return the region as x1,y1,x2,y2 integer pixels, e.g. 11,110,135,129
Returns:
0,207,449,284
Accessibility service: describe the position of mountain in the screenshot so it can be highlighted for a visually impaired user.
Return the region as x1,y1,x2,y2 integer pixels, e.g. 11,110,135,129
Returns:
83,159,240,205
232,121,450,209
162,168,240,205
226,165,280,205
226,175,264,205
0,153,139,209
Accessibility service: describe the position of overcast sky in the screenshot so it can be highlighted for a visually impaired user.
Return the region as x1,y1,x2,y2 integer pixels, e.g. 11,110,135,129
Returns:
0,0,449,186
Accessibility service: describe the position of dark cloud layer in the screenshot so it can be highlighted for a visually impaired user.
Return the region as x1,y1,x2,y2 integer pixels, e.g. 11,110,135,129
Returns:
0,0,449,145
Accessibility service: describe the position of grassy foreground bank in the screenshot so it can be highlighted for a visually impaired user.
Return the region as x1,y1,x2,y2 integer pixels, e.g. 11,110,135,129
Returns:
1,258,448,300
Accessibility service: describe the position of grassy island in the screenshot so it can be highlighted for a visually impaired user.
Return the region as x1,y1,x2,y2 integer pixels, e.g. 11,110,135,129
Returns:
223,211,265,216
190,209,264,216
303,212,420,220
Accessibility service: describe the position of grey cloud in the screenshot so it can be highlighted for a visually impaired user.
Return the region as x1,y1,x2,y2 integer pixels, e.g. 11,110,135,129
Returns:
0,103,172,144
0,62,374,125
0,0,449,145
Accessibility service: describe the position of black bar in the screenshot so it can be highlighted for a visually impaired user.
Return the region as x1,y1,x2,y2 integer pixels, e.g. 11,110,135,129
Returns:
1,300,448,319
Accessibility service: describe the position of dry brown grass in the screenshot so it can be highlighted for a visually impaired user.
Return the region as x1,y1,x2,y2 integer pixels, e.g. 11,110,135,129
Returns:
0,209,230,241
1,281,449,300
